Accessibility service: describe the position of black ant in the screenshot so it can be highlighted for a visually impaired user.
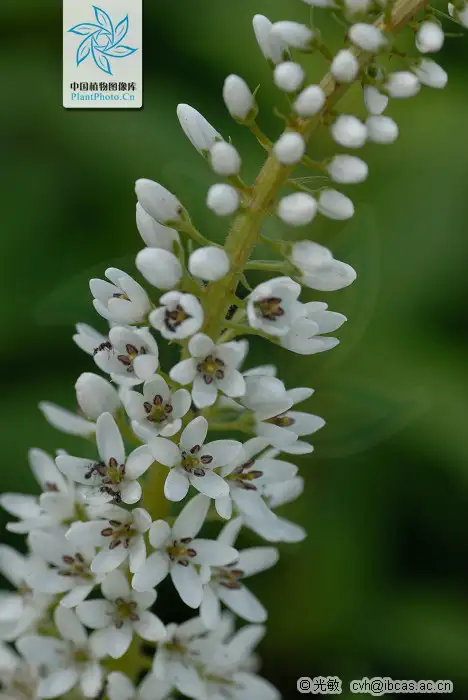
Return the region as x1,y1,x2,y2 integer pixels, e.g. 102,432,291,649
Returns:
93,341,112,356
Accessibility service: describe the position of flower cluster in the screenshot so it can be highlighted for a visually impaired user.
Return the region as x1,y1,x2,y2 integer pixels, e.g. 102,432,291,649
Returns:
0,0,453,697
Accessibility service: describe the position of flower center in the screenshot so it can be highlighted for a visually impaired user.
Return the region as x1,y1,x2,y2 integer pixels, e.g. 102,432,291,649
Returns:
114,598,139,628
85,457,126,503
164,304,190,332
254,296,285,321
166,538,197,566
58,552,92,580
101,520,136,550
266,413,295,427
181,444,213,476
117,343,147,373
72,647,90,664
228,459,263,491
215,565,244,589
144,394,173,424
196,354,225,384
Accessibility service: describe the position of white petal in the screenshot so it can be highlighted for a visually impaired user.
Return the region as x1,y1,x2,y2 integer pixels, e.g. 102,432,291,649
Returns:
28,449,67,492
189,470,229,499
202,440,242,468
120,480,142,505
102,570,130,600
188,333,214,357
91,547,128,576
237,547,279,576
200,585,221,629
38,403,95,437
133,611,166,642
96,413,125,465
215,495,233,520
191,375,218,408
38,669,78,699
173,494,210,540
106,672,135,700
76,599,114,629
129,534,147,574
148,520,172,549
60,583,94,609
218,585,267,623
170,389,192,419
80,662,103,698
54,606,87,644
125,446,154,479
132,552,170,592
92,624,132,659
169,358,197,385
180,416,208,452
217,370,246,398
233,672,280,700
149,438,181,467
191,540,238,566
170,564,203,608
133,354,158,380
165,469,189,502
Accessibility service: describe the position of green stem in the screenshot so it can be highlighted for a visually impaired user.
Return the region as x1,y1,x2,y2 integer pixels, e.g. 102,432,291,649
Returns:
244,260,286,272
143,462,170,521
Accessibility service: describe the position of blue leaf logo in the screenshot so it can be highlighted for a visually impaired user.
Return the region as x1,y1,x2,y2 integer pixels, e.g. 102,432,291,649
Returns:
68,6,137,75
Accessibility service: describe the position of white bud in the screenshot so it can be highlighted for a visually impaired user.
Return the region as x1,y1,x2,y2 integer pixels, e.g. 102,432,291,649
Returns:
188,247,230,281
253,14,288,64
328,155,368,184
75,373,120,421
385,71,420,98
223,75,255,121
318,189,354,220
331,49,360,83
277,193,318,226
450,2,468,27
273,132,306,165
345,0,372,14
209,142,241,176
412,59,448,88
416,21,445,53
136,247,183,290
271,21,315,50
331,115,367,149
366,116,399,144
349,23,388,52
176,104,221,155
274,62,305,92
293,85,326,116
135,179,182,225
136,204,179,251
363,85,388,115
207,184,240,216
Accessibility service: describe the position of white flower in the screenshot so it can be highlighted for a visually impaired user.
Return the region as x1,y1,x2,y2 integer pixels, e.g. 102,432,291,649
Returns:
200,518,278,627
214,437,298,520
135,179,183,226
252,14,288,65
90,268,151,325
149,291,204,341
147,416,242,501
56,412,153,505
207,184,240,216
384,71,421,98
412,59,448,88
177,104,221,155
223,75,255,121
327,155,368,184
247,276,303,337
136,247,183,290
273,131,305,165
124,375,191,438
170,334,247,408
209,142,241,176
271,21,314,50
0,652,40,700
39,372,120,438
277,193,317,227
27,529,100,609
94,326,159,384
318,189,354,220
0,546,52,641
132,495,238,610
366,115,399,144
331,49,359,82
273,61,305,92
66,505,151,575
136,203,179,251
290,240,357,291
17,607,105,698
106,672,174,700
349,23,388,52
76,570,165,659
189,246,230,282
240,478,307,543
73,322,108,356
363,85,388,115
331,115,367,149
281,301,347,356
416,21,444,53
293,85,326,116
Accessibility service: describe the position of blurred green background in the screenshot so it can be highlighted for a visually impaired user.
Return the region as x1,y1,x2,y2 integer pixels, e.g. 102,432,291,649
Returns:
2,0,468,697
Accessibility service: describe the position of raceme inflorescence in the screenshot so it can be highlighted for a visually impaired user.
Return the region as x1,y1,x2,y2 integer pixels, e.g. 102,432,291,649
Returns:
0,0,458,697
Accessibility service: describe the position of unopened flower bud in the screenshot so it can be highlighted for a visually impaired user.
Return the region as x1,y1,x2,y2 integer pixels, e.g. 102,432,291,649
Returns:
293,85,326,116
416,21,445,53
273,132,306,165
448,2,468,28
331,49,360,83
331,115,367,149
223,75,255,121
136,204,179,251
135,179,183,226
349,23,387,52
271,21,315,50
176,104,221,155
277,193,318,226
207,184,240,216
318,189,354,220
363,85,388,115
136,248,183,290
253,14,288,64
366,116,399,144
412,59,448,88
274,62,305,92
75,373,120,421
385,71,420,98
188,247,230,281
328,155,368,183
209,142,241,176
